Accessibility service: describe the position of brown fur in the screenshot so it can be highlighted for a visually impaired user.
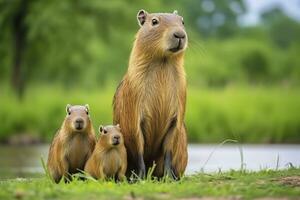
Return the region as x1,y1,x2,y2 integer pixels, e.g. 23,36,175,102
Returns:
47,104,96,183
84,125,127,181
113,10,188,179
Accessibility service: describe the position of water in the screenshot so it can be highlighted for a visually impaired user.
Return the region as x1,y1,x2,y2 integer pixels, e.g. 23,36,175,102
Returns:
0,144,299,179
187,144,300,174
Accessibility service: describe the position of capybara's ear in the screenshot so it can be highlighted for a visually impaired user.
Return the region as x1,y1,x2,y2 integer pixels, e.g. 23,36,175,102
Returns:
85,104,90,114
137,9,148,26
66,104,72,115
99,125,104,133
116,124,121,131
173,10,178,15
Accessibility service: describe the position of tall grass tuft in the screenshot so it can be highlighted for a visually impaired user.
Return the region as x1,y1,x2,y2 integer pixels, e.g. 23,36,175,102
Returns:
200,139,245,172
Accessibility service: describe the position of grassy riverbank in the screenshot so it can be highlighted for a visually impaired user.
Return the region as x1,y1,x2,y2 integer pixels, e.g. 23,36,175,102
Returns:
1,85,300,143
0,168,299,200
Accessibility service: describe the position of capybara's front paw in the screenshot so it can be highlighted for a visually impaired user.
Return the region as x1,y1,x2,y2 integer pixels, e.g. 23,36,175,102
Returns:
138,156,146,179
164,166,178,180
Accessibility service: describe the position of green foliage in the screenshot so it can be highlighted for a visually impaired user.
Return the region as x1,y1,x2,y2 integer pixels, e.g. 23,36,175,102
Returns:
1,0,299,87
261,7,300,48
0,86,114,141
0,168,300,199
1,86,300,143
0,0,163,86
186,33,300,86
1,0,300,143
186,87,300,143
179,0,246,37
241,49,269,82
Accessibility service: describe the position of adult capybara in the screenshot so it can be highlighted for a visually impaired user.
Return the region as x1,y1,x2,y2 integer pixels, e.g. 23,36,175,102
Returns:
84,124,127,181
113,10,188,179
47,104,96,183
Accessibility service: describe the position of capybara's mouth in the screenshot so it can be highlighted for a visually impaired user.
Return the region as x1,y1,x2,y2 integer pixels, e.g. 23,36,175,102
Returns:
169,46,182,52
75,123,83,130
169,40,184,53
112,140,120,146
74,118,84,131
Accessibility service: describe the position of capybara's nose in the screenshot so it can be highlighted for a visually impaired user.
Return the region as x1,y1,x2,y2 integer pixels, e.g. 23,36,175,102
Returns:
173,31,186,39
75,118,84,130
113,135,120,141
75,118,84,124
112,135,120,145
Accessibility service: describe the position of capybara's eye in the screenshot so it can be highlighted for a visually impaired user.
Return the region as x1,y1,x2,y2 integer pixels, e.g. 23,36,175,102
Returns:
86,111,89,115
103,130,107,134
152,18,159,26
182,20,184,25
68,111,71,115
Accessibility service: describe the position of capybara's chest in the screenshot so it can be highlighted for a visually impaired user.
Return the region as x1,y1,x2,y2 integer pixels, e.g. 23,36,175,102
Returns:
65,135,90,172
139,68,179,148
102,150,122,177
141,67,179,112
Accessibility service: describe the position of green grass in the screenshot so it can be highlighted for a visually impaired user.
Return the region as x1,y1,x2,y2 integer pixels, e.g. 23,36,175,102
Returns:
186,86,300,143
0,168,299,200
1,85,300,143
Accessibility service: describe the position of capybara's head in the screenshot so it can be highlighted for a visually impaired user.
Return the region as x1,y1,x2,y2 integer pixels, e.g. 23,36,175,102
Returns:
65,104,91,132
98,124,123,147
136,9,187,57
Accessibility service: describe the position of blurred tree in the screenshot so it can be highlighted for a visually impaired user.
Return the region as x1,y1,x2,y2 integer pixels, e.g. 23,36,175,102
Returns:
0,0,29,98
261,6,300,48
241,49,270,83
181,0,246,37
0,0,299,91
11,0,28,98
0,0,161,95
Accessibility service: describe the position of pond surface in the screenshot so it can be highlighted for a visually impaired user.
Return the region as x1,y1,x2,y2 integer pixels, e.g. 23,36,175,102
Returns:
0,144,299,179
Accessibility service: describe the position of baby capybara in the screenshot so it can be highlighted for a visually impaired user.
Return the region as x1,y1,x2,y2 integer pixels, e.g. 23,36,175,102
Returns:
84,124,127,181
47,104,96,183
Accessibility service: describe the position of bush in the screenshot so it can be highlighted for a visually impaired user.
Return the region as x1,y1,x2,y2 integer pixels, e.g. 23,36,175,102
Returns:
186,87,300,143
1,85,300,143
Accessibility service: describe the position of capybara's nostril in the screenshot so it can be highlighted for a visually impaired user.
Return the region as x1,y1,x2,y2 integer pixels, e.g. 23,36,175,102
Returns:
114,135,120,140
75,118,83,124
173,31,186,39
112,135,121,145
75,118,84,130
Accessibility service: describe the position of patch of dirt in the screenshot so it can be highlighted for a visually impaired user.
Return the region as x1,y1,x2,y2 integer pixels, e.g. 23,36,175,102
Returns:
276,176,300,187
14,189,26,200
255,198,290,200
178,197,242,200
256,180,267,185
123,194,242,200
123,191,144,200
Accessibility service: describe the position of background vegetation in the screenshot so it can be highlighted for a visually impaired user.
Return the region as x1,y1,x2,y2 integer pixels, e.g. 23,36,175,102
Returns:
1,0,300,143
